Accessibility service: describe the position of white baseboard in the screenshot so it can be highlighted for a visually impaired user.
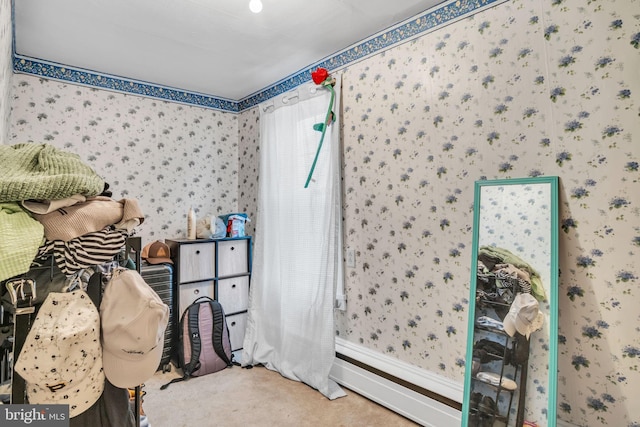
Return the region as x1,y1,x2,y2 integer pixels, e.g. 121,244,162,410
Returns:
332,339,577,427
331,338,462,426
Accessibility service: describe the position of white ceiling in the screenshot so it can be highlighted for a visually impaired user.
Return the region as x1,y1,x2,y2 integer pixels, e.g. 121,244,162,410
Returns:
14,0,444,101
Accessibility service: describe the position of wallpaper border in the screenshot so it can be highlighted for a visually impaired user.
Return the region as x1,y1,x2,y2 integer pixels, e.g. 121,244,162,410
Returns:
12,55,240,112
12,0,508,113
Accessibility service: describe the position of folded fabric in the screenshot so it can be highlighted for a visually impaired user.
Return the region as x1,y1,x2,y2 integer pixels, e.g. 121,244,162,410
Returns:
114,198,144,232
476,371,518,391
0,202,44,282
0,143,104,203
31,196,144,242
494,263,531,283
21,194,86,214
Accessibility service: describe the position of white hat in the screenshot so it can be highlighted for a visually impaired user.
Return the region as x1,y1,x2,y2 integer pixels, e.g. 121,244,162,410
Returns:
100,268,169,388
503,293,544,339
14,290,104,418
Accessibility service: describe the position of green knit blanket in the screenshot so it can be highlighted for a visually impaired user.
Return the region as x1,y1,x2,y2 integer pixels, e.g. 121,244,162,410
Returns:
0,143,104,203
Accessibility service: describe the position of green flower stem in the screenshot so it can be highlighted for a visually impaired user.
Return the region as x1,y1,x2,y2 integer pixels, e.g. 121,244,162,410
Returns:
304,82,335,188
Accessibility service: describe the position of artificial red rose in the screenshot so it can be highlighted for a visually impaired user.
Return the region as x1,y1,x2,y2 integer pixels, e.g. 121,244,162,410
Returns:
311,67,329,84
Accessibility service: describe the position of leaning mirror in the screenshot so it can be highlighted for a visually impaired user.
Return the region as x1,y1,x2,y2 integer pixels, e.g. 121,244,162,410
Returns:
462,177,559,427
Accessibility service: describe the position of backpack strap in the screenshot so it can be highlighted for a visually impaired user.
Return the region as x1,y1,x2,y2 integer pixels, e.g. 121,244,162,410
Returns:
161,303,202,390
192,295,215,305
6,278,37,404
184,304,203,375
208,300,232,367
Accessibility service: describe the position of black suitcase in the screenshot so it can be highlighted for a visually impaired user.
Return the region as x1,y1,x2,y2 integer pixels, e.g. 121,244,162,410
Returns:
141,262,174,373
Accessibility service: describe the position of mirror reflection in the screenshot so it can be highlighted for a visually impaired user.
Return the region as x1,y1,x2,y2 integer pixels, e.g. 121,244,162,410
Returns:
463,177,558,427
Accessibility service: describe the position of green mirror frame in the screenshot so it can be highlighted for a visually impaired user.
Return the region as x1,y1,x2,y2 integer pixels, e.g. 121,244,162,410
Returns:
462,176,559,427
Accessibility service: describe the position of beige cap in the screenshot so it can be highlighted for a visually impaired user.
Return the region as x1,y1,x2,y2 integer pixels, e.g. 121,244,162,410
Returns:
100,268,169,388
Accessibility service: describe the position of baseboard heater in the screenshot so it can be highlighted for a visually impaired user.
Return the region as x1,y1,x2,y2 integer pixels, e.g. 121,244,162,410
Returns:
330,338,463,426
331,338,580,427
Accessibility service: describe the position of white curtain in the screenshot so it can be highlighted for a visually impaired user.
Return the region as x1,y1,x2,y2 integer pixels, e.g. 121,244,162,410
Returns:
242,76,345,400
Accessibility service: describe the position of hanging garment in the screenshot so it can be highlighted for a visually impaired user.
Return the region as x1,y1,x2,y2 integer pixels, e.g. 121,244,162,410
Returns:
0,202,44,282
38,228,128,275
70,380,136,427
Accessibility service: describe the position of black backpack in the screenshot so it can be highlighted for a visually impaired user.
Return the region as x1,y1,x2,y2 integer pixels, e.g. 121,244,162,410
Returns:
161,297,235,389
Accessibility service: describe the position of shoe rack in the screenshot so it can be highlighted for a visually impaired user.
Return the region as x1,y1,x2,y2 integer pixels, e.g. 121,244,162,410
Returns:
463,177,560,427
468,295,528,426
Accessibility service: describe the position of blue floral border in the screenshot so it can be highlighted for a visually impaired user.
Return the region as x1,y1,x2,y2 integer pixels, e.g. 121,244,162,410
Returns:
13,0,506,113
12,56,239,112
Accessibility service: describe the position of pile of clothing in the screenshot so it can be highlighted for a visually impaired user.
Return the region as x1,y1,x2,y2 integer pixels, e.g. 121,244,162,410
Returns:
476,245,545,339
0,143,144,283
477,245,546,303
0,143,166,426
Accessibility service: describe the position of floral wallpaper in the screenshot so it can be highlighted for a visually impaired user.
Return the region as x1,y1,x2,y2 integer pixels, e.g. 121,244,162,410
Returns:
9,78,240,245
238,106,260,238
325,0,639,426
6,0,640,425
0,0,12,144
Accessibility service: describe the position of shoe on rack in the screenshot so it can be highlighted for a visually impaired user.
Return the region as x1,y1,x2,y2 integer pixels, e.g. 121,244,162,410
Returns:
473,345,502,363
477,395,498,417
476,338,506,355
470,391,483,411
472,357,481,376
475,316,504,331
473,347,508,364
478,292,510,319
479,414,496,427
475,338,515,366
468,413,481,427
476,371,518,391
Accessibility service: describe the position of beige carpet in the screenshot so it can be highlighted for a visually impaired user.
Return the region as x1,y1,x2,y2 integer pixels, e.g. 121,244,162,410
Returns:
142,364,420,427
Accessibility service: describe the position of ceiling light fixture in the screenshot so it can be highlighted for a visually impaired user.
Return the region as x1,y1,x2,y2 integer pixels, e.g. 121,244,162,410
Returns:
249,0,263,13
